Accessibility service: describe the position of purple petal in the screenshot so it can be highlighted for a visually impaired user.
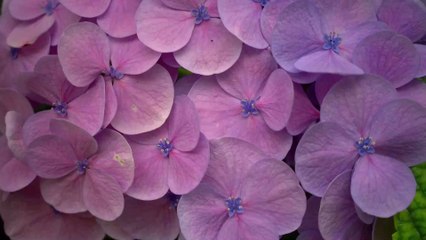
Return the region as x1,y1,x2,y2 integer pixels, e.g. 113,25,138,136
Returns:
168,134,209,194
415,44,426,77
217,219,278,240
216,46,277,100
97,0,141,38
368,99,426,166
174,18,242,75
398,79,426,108
351,155,416,217
218,0,267,49
257,69,294,131
0,89,33,133
314,74,342,105
260,0,297,44
319,171,373,239
352,31,420,88
0,158,36,192
136,0,195,53
59,0,111,18
8,0,45,20
174,74,200,96
161,0,204,10
298,196,321,232
50,4,81,46
5,111,26,159
271,0,324,73
58,22,110,87
168,95,200,151
295,122,358,197
103,78,118,128
321,75,397,136
7,15,55,48
21,111,53,146
111,64,174,135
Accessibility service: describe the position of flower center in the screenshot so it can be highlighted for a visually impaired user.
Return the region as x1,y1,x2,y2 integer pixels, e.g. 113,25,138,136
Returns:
191,5,210,25
323,32,342,54
44,0,59,15
10,48,19,60
109,67,124,80
52,101,68,117
225,196,244,218
355,137,375,156
157,138,173,158
76,159,89,174
252,0,269,7
241,98,259,118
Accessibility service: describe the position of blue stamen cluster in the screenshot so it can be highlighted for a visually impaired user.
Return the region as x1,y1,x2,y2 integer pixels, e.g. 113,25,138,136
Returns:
166,192,181,209
52,101,68,117
241,99,259,118
252,0,269,7
323,32,342,54
157,138,173,158
10,48,19,60
225,197,244,218
76,159,89,174
192,5,210,25
44,0,59,15
109,67,125,80
355,137,375,156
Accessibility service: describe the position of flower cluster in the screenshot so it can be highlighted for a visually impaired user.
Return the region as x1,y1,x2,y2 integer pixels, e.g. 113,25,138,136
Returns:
0,0,425,239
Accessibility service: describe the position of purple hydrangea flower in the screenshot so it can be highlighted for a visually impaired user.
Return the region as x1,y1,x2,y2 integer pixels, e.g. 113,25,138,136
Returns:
97,0,141,38
188,47,294,159
0,181,105,240
24,120,134,221
98,194,180,240
135,0,243,75
296,75,426,217
23,55,105,135
7,0,80,47
58,22,173,134
126,95,210,200
271,0,388,75
177,138,306,240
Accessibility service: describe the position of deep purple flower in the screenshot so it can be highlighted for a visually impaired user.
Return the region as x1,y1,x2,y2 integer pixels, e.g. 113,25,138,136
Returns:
58,22,173,135
0,181,105,240
188,47,293,159
296,75,426,217
135,0,243,75
24,120,134,220
98,195,180,240
178,138,306,240
271,0,387,75
97,0,141,38
7,0,80,47
126,95,210,200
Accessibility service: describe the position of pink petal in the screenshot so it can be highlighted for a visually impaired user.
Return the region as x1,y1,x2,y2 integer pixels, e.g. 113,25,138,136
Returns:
125,141,169,200
26,135,77,179
49,119,98,160
111,64,174,135
174,18,242,75
260,0,297,44
257,69,294,131
110,35,161,75
287,84,319,136
218,0,268,49
0,89,32,134
295,50,364,75
7,15,55,48
90,129,134,192
50,4,81,46
161,53,180,68
0,158,36,192
168,95,200,151
351,155,416,217
216,46,277,100
174,74,200,96
59,0,111,18
126,123,169,145
295,122,358,197
83,170,124,221
103,78,118,128
21,111,53,146
217,219,278,240
368,99,426,166
40,172,86,213
161,0,205,10
240,160,306,235
58,22,110,87
314,74,342,105
5,111,26,159
97,0,141,38
136,0,195,53
8,0,45,20
168,134,209,194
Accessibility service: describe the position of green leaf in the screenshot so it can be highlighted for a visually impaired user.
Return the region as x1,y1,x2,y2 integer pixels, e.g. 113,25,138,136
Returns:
392,163,426,240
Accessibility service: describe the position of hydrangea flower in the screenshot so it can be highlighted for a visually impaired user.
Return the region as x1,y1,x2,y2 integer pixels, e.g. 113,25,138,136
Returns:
7,0,80,47
296,75,426,217
135,0,243,75
98,194,180,240
0,181,105,240
271,0,387,74
24,55,105,135
178,138,306,240
24,120,134,221
97,0,141,38
126,95,210,200
188,47,293,159
58,22,173,134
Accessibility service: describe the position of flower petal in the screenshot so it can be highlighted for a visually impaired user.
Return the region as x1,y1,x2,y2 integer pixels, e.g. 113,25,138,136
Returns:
59,0,111,18
8,0,45,20
260,0,297,44
97,0,140,38
0,158,36,192
7,15,54,48
287,84,319,136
